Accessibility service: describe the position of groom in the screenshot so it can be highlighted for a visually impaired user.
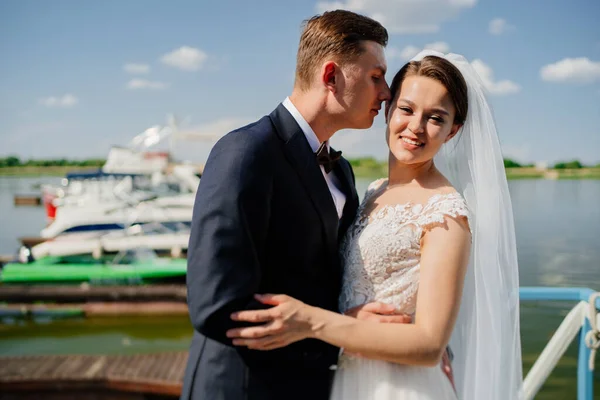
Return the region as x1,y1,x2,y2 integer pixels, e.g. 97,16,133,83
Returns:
181,10,396,400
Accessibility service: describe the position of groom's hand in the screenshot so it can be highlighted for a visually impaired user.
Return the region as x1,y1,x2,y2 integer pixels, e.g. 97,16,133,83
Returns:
344,302,412,324
343,302,411,358
442,350,456,391
345,302,455,388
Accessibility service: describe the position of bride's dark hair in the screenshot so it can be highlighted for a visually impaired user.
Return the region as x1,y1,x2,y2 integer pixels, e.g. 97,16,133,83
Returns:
388,56,469,125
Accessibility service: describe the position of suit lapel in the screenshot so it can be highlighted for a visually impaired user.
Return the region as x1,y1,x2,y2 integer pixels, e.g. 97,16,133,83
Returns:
332,157,356,206
333,159,359,240
269,104,340,263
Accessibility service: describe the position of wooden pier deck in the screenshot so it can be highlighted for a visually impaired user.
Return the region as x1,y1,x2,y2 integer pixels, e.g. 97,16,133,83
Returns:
0,351,187,399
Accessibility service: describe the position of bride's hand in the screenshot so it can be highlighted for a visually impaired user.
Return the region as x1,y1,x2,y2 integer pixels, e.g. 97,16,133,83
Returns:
226,294,318,350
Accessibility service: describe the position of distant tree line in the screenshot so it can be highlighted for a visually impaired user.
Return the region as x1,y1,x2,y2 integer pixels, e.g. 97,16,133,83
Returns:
2,155,598,170
503,158,598,169
348,157,383,169
503,159,534,168
0,156,105,168
552,161,584,169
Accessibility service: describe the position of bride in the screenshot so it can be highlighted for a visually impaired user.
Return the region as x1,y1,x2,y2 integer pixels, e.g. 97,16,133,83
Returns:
226,51,523,400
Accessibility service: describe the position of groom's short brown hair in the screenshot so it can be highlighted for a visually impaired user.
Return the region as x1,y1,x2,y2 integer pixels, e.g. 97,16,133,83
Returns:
295,10,388,91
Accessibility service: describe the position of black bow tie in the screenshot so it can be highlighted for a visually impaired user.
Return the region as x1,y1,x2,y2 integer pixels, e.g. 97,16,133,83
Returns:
315,142,342,174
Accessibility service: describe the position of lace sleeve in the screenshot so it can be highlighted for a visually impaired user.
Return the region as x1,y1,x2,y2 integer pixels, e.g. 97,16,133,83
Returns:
416,193,471,236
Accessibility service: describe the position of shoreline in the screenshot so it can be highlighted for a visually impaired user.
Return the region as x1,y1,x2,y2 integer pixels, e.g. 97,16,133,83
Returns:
0,166,98,177
1,166,599,180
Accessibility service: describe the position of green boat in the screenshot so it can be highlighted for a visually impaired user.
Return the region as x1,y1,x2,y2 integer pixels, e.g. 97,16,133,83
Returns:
0,250,187,284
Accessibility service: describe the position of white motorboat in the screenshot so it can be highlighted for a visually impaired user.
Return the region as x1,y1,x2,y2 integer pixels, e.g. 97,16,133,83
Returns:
39,116,216,238
40,189,195,238
21,222,190,262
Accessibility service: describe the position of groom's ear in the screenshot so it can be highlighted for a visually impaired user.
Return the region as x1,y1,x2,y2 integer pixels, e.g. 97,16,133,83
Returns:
322,61,338,92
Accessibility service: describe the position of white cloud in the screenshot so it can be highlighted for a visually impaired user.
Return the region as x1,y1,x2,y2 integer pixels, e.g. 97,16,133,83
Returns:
423,41,451,54
400,46,421,60
396,45,420,60
384,47,401,60
171,117,258,163
488,18,515,35
540,57,600,84
181,118,256,140
471,59,521,95
39,94,79,108
389,42,451,61
386,54,521,95
160,46,207,71
123,63,150,74
316,0,476,34
126,79,168,90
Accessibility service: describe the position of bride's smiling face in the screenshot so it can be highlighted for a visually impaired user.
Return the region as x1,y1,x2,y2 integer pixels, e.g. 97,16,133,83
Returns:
385,75,461,165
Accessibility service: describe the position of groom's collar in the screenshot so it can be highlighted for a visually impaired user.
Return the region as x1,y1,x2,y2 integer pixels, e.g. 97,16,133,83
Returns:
282,97,330,153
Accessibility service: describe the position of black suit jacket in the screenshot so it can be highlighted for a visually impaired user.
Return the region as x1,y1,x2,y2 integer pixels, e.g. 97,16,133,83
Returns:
180,104,360,400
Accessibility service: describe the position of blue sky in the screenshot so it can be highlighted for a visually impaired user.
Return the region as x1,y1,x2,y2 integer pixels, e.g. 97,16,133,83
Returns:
1,0,599,165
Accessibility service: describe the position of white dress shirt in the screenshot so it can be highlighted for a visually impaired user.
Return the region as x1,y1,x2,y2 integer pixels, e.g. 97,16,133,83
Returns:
282,97,346,219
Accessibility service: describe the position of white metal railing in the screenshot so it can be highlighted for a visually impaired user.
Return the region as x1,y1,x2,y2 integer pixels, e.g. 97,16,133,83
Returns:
520,287,600,400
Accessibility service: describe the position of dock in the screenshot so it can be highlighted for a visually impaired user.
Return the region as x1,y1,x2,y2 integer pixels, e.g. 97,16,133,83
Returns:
0,255,13,267
0,284,187,303
0,284,189,319
13,195,42,206
0,302,188,318
0,284,191,398
0,351,187,399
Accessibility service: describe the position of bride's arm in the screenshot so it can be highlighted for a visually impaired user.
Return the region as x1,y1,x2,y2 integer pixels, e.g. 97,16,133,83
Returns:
227,215,471,366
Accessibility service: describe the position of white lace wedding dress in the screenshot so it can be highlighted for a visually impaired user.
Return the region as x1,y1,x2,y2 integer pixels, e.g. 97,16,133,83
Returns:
331,178,470,400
